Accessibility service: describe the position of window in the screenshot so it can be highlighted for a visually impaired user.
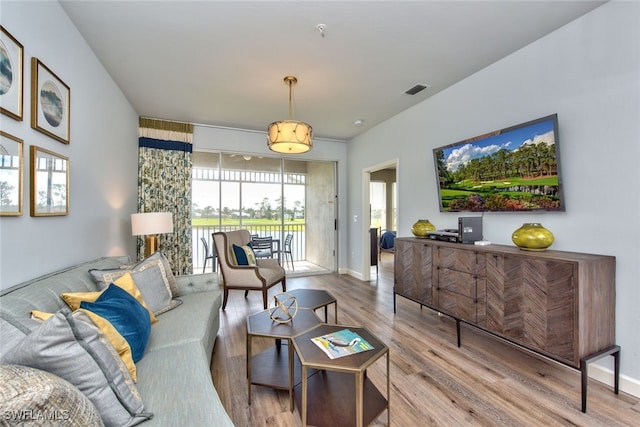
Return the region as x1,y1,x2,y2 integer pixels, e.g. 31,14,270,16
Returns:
191,152,336,275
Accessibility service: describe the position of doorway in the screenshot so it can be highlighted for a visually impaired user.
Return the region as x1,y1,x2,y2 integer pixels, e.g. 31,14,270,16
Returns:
362,159,398,281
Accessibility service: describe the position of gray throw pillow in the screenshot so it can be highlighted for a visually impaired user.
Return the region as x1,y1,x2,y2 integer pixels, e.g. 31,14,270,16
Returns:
1,309,152,427
89,251,181,315
0,364,104,427
129,266,180,316
0,313,29,360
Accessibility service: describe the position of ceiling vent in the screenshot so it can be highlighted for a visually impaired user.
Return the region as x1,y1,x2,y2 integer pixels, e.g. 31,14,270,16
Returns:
404,84,429,95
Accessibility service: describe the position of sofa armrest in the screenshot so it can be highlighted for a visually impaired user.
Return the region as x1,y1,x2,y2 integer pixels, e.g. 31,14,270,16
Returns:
173,273,220,297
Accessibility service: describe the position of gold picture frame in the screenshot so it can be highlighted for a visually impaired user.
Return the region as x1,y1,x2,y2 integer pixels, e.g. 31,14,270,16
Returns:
31,58,70,144
0,131,23,216
0,26,24,121
30,145,68,217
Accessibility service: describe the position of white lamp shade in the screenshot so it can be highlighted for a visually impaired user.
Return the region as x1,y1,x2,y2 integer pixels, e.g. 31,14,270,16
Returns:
267,121,313,154
131,212,173,236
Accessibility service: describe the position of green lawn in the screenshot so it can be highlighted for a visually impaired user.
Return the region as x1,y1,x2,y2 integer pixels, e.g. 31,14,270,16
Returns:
452,175,558,191
192,218,305,227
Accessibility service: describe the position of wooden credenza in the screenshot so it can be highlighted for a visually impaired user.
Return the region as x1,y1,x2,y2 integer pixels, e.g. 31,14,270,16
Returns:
393,237,619,412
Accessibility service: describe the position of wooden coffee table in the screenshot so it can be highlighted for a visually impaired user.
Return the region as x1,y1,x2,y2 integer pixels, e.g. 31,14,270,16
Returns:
292,324,390,427
246,308,322,411
287,288,338,323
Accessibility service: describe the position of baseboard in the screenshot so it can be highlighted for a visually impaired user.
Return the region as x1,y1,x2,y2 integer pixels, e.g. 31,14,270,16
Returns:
590,364,640,399
341,268,362,279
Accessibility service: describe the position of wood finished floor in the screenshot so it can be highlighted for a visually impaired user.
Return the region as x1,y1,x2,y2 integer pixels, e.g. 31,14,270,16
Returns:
210,253,639,426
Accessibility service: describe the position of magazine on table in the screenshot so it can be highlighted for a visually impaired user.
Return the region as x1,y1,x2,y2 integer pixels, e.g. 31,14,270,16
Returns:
311,329,374,359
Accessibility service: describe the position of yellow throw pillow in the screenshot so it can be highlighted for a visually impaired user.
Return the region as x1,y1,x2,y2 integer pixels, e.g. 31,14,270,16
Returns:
79,308,138,382
112,273,158,324
60,273,158,324
31,310,54,321
60,291,101,311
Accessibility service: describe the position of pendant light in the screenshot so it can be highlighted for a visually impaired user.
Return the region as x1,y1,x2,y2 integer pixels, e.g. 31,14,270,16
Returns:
267,76,313,154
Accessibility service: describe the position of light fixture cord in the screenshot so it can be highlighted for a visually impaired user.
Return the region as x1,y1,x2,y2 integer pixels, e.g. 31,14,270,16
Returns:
288,80,293,120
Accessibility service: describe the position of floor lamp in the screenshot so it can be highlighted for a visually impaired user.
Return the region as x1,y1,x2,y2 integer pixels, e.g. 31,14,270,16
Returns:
131,212,174,258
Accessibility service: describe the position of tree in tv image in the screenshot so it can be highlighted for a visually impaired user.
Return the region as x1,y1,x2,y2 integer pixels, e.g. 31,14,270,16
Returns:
434,114,564,212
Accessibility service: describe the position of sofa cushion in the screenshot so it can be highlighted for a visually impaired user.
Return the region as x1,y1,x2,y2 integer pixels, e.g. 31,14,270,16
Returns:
80,284,151,363
1,309,152,427
145,291,221,365
90,252,181,315
0,364,104,427
134,341,233,427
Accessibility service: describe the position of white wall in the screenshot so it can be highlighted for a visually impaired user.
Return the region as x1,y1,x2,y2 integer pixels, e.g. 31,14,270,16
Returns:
193,125,349,271
0,1,139,289
348,2,640,391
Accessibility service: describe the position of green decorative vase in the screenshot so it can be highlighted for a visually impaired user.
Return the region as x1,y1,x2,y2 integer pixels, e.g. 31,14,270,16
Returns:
511,223,554,251
411,219,436,237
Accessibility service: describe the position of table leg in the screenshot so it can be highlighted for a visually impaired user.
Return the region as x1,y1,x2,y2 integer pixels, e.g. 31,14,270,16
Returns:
247,334,252,405
580,345,620,412
356,371,364,427
334,301,338,323
288,340,294,412
387,350,390,425
302,366,308,427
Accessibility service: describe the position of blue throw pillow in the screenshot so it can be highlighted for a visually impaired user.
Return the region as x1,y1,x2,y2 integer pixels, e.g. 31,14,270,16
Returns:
232,244,257,266
80,284,151,362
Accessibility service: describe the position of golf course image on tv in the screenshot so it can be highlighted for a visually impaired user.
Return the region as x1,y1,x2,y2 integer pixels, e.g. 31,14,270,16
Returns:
433,114,564,212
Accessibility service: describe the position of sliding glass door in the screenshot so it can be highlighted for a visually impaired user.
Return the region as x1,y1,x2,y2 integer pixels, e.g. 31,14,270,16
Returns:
192,152,336,275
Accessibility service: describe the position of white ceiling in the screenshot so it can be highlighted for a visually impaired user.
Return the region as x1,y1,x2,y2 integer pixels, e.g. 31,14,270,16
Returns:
60,0,605,141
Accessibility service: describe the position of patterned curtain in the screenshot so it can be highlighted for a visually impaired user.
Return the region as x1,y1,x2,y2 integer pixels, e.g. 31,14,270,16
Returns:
137,118,193,275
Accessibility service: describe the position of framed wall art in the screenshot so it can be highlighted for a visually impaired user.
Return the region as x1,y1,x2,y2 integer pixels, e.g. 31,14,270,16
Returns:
31,58,70,144
0,130,23,216
0,26,24,121
30,145,68,217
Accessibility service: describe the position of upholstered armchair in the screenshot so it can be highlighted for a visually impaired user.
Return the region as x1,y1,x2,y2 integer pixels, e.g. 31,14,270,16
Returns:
212,230,286,310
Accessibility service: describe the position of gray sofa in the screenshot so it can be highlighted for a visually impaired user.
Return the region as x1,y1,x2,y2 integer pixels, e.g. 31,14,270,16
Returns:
0,256,234,426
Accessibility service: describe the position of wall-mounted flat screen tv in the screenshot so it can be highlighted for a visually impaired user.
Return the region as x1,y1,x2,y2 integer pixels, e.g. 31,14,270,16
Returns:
433,114,564,212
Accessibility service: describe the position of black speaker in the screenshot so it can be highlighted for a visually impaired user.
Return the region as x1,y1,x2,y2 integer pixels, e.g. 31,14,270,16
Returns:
458,217,483,243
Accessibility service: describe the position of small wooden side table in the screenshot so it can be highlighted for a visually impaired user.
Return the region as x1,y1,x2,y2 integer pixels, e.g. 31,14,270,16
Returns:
246,308,322,411
292,324,390,427
287,288,338,323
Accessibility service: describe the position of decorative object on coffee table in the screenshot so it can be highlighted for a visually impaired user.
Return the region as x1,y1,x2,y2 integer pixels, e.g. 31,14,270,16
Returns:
511,222,554,251
411,219,435,237
269,292,298,324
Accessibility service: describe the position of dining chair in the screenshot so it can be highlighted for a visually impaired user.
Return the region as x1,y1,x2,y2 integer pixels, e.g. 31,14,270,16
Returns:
251,236,274,259
201,237,216,273
283,234,294,271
